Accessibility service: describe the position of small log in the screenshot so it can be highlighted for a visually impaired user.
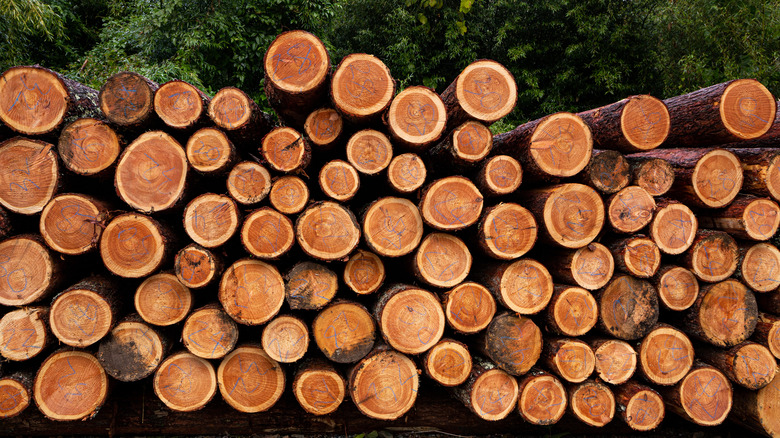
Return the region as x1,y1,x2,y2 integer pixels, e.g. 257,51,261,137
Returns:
419,176,484,231
578,150,630,195
649,198,698,255
544,285,598,337
208,87,274,146
218,259,285,326
295,201,360,261
475,155,522,197
261,315,309,363
729,147,780,202
413,233,471,289
240,207,295,260
451,357,519,421
0,307,49,361
264,30,331,128
115,131,188,213
442,281,496,334
614,381,665,431
374,284,445,355
312,301,375,364
423,338,473,387
226,161,272,206
663,78,776,146
330,53,395,125
628,156,675,196
637,324,694,386
153,351,216,412
387,152,427,194
154,80,210,131
182,304,239,360
541,243,615,291
292,359,345,416
285,261,338,311
183,193,240,249
97,316,168,382
99,212,175,278
134,273,192,327
493,112,592,180
33,350,108,421
607,235,661,278
653,265,699,311
348,346,419,420
268,175,309,215
476,203,537,260
736,242,780,292
699,195,780,241
49,276,119,348
99,71,158,129
683,279,758,347
606,186,655,234
0,234,61,306
0,137,59,215
40,193,110,255
260,127,311,173
697,342,776,390
542,338,596,383
185,128,237,176
346,129,393,175
518,183,605,249
568,379,615,427
752,312,780,359
578,95,670,152
516,369,567,425
318,159,359,201
427,121,492,171
58,118,121,177
362,196,424,258
476,258,553,315
304,108,343,150
343,249,385,295
596,275,659,341
477,312,542,376
440,59,517,130
217,345,285,413
0,372,33,419
682,229,739,283
731,364,780,437
174,244,222,290
659,362,732,426
590,338,637,385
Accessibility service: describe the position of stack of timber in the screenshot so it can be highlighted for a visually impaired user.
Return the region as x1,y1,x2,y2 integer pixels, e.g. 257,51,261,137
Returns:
0,30,780,437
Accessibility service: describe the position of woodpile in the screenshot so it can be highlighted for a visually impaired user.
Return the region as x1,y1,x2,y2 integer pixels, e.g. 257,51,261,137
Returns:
0,30,779,437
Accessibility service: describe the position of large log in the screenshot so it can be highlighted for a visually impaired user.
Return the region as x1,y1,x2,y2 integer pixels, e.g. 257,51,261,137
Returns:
134,273,193,327
422,338,473,387
208,87,274,146
260,127,311,174
183,193,240,249
696,342,776,390
33,350,108,421
544,285,598,337
683,279,758,347
440,59,517,130
345,129,393,175
304,108,343,150
226,161,272,206
362,196,424,257
659,363,732,426
596,275,659,341
540,243,614,291
99,212,175,278
614,381,665,431
330,54,395,125
386,86,447,150
0,307,49,362
475,155,523,197
516,369,567,426
637,324,694,386
261,314,309,364
311,301,375,364
48,276,120,348
652,265,699,311
541,338,596,383
729,147,780,202
578,95,670,152
40,193,110,256
240,207,295,260
99,71,159,130
347,346,419,420
218,259,285,326
174,244,222,290
154,80,210,131
475,203,537,260
590,338,637,385
649,198,698,255
606,235,661,278
682,229,739,283
217,345,285,413
97,315,168,382
268,175,309,215
606,186,655,234
427,121,492,172
374,284,445,355
319,159,360,202
0,234,62,306
295,201,360,262
735,242,780,293
292,359,345,416
185,128,237,176
0,137,59,215
697,195,780,241
58,118,121,178
181,304,239,360
731,364,780,437
387,153,427,194
419,176,484,232
412,232,472,289
477,312,542,376
442,281,496,334
285,261,338,311
476,258,554,315
451,357,519,421
153,351,217,412
568,379,615,427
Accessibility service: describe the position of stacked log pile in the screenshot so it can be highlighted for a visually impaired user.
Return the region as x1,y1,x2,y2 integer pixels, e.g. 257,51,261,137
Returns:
1,29,780,436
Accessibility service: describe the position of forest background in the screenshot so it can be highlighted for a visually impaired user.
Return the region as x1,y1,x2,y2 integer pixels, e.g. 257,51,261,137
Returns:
2,0,779,132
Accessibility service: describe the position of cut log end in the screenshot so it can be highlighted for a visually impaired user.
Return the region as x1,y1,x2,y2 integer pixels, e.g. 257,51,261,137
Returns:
378,286,445,355
598,275,659,341
729,343,777,389
346,130,393,175
569,380,615,427
227,161,272,206
443,282,496,334
261,127,310,173
694,279,758,347
217,346,285,413
542,184,605,249
154,352,216,412
420,176,483,231
34,351,108,421
478,203,537,260
607,186,655,234
100,213,168,278
50,288,114,348
496,259,553,315
414,233,471,288
264,30,330,95
186,128,236,175
0,307,48,361
219,259,285,326
529,113,592,177
423,339,472,387
548,286,598,337
468,368,519,421
0,374,32,419
741,243,780,292
650,201,698,255
585,150,630,194
517,373,567,425
691,149,743,208
0,235,57,306
269,175,309,215
639,325,694,386
633,158,674,196
615,236,661,278
343,249,385,295
58,118,120,176
295,202,360,261
655,266,699,311
592,339,637,385
134,273,193,326
479,155,522,196
618,384,665,431
184,194,240,248
0,66,70,135
719,79,777,140
349,349,418,420
0,138,58,215
285,261,338,311
546,339,596,383
570,243,615,290
481,313,542,375
175,244,220,289
387,153,427,193
97,320,165,382
450,121,493,163
40,194,107,255
363,197,424,258
319,159,359,201
687,230,739,282
261,315,309,363
453,60,517,124
676,365,733,426
312,301,375,364
387,86,447,148
305,108,343,148
755,313,780,359
208,87,253,131
331,54,394,123
154,80,206,129
182,306,239,360
620,95,670,150
100,71,156,126
241,207,295,260
742,198,780,241
293,362,345,416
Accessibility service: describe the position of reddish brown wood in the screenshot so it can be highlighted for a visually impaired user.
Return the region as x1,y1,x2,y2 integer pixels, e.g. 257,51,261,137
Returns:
0,307,49,361
346,129,392,175
268,175,309,214
312,301,375,364
154,351,216,412
261,127,311,173
649,198,698,255
0,372,33,419
731,364,780,437
386,86,447,149
40,193,109,255
413,233,472,289
476,203,537,260
240,207,295,260
343,249,385,295
729,147,780,202
427,121,492,170
319,159,360,201
304,108,343,150
183,193,240,248
637,324,694,386
49,276,119,348
387,153,427,194
100,212,175,278
34,350,108,421
347,346,418,420
208,87,274,146
478,312,542,376
154,80,210,131
362,196,424,257
579,150,631,194
226,161,272,206
374,284,445,355
544,285,598,337
451,357,519,421
217,345,285,413
295,202,360,261
596,275,659,341
58,118,121,177
683,279,758,347
590,338,637,385
476,258,553,315
261,315,309,363
182,304,239,360
627,156,675,196
292,359,345,416
568,379,615,427
475,155,523,197
0,234,62,306
174,244,222,290
541,243,615,291
736,242,780,292
134,273,192,327
652,265,699,311
542,338,596,383
578,95,670,152
218,259,285,326
97,316,168,382
99,71,158,129
659,363,732,426
516,369,567,425
186,128,237,176
614,381,665,431
699,195,780,241
419,176,484,231
330,54,395,125
0,137,59,215
606,235,661,278
752,312,780,360
442,281,496,334
697,342,776,390
285,261,338,311
682,229,739,283
423,338,472,387
440,59,517,130
606,186,655,234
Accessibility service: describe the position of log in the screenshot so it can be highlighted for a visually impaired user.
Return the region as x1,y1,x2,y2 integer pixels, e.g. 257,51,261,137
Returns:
663,78,776,146
477,312,542,376
295,201,360,262
33,350,108,421
729,147,780,202
362,197,423,257
427,121,492,171
153,351,217,412
475,203,537,260
649,198,698,255
423,338,473,387
183,193,240,248
185,127,237,176
419,176,484,231
218,259,285,326
442,281,496,334
182,304,239,360
476,258,553,315
0,307,49,361
0,372,32,419
606,186,655,234
682,229,739,283
637,324,694,386
99,71,158,129
578,150,630,195
698,195,780,241
208,87,274,146
40,193,110,255
752,312,780,360
134,272,193,327
697,342,776,390
541,243,614,291
347,346,418,420
542,338,596,383
628,156,675,196
683,279,758,347
261,315,309,363
174,243,222,289
58,118,121,177
440,59,517,130
516,369,567,425
226,161,272,206
652,265,699,311
475,155,523,197
304,108,343,150
264,30,331,128
374,284,445,355
342,249,385,295
607,235,661,278
0,205,11,240
260,127,311,173
97,316,168,382
240,207,295,260
544,285,598,337
0,137,59,215
736,242,780,293
292,359,345,416
99,212,175,278
731,364,780,437
284,261,338,311
590,338,637,385
659,363,732,426
268,175,309,215
493,112,592,180
217,345,285,413
49,276,120,348
578,95,670,152
387,152,427,194
596,275,659,341
614,381,665,431
451,357,519,421
412,233,471,289
568,379,615,427
756,288,780,314
311,301,375,364
330,53,395,125
345,129,393,175
154,80,210,131
0,234,62,306
518,183,605,249
318,159,360,201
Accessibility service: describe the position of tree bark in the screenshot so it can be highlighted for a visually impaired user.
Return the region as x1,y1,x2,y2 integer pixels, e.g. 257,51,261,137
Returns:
577,95,670,152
